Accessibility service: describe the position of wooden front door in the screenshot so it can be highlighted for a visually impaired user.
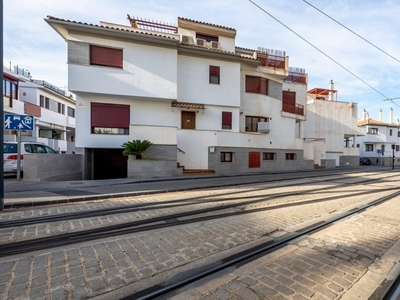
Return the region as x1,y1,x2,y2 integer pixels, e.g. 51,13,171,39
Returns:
181,111,196,130
249,152,261,168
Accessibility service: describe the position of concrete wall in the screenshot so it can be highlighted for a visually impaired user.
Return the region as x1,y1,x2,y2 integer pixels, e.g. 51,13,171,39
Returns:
339,156,359,167
321,159,336,169
23,154,83,181
208,146,314,174
127,145,182,178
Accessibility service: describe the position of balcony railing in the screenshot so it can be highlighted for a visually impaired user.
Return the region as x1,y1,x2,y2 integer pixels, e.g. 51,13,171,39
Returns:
257,47,286,70
284,68,307,84
127,15,178,34
282,103,304,116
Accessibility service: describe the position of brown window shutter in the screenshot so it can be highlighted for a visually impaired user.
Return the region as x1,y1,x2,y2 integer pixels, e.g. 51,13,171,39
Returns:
210,66,220,76
90,45,123,68
245,76,260,93
222,111,232,129
91,102,130,128
283,91,296,106
260,78,268,95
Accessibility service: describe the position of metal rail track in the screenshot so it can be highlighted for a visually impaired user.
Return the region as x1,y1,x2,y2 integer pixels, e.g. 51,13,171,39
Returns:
120,190,400,300
0,184,398,258
0,171,396,228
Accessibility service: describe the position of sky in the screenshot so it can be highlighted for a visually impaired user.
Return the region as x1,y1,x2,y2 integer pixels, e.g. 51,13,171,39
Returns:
4,0,400,122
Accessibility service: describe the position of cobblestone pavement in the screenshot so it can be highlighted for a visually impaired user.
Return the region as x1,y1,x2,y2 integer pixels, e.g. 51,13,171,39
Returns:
1,169,399,300
171,196,400,300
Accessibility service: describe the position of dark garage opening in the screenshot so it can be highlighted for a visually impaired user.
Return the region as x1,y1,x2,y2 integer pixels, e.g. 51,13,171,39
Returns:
93,148,127,179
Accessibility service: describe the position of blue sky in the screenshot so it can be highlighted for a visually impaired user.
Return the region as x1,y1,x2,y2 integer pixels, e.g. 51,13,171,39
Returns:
4,0,400,122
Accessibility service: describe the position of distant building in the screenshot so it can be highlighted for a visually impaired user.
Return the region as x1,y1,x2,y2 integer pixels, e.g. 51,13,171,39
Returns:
304,80,362,168
3,60,76,153
357,108,400,166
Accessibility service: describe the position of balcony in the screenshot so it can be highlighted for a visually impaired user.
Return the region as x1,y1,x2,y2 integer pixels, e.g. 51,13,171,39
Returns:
257,48,286,70
282,102,304,116
284,67,307,84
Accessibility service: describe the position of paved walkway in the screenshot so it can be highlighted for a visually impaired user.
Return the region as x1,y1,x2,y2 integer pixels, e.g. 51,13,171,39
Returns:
2,169,349,208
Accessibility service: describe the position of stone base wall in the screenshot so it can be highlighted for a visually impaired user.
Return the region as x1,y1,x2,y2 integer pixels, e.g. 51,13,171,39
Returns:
321,159,336,169
128,159,182,178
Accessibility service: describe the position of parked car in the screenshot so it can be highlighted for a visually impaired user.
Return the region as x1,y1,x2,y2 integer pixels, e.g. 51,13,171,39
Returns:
359,157,371,165
3,141,58,174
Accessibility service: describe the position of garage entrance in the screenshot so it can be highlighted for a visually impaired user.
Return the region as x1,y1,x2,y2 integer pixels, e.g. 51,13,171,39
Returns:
93,148,127,179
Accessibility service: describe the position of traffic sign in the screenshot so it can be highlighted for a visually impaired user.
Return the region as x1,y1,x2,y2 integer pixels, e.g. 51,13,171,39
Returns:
4,114,34,131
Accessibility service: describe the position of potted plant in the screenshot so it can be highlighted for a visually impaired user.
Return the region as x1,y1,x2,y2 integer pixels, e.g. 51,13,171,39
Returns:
121,139,153,159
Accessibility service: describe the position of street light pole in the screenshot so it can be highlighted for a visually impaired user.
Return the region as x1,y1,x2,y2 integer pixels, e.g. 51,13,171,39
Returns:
391,144,395,170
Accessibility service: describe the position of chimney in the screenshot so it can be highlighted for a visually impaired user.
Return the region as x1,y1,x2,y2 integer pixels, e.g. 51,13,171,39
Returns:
363,109,368,120
328,80,334,101
379,109,383,121
390,108,394,123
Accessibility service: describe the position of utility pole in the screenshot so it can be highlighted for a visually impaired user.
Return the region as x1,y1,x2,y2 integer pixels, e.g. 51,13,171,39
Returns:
0,0,4,211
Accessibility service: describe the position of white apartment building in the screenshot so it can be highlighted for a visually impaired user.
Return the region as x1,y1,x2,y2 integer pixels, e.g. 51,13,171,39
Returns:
46,15,315,179
357,108,400,166
3,60,76,153
304,80,361,167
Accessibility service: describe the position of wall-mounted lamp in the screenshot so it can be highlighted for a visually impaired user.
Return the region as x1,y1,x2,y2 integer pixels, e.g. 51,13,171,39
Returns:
240,112,243,115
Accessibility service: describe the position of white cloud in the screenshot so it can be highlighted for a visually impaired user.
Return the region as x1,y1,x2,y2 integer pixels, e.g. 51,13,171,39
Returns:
4,0,400,120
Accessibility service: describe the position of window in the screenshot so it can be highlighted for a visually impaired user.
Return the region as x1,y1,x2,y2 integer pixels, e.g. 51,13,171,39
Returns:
68,107,75,118
398,131,400,138
222,112,232,129
39,95,49,109
245,116,269,132
58,103,65,114
245,76,268,95
367,127,378,134
285,153,296,160
209,66,220,84
91,102,130,134
196,33,218,42
396,145,399,152
365,144,374,151
390,129,393,136
263,152,276,160
221,152,234,162
90,45,123,68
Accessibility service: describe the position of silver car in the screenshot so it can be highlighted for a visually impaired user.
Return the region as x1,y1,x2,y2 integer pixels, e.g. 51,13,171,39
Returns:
3,142,58,174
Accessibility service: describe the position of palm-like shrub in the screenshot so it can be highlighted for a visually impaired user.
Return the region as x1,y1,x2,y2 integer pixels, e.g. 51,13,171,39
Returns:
121,139,153,159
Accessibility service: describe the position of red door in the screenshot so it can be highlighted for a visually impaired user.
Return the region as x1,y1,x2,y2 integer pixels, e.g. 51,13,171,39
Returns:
249,152,260,168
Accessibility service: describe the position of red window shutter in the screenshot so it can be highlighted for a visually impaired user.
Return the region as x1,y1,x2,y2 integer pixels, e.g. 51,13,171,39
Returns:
246,76,260,93
91,103,130,128
260,78,268,95
222,111,232,129
210,66,220,76
90,45,123,68
283,91,296,106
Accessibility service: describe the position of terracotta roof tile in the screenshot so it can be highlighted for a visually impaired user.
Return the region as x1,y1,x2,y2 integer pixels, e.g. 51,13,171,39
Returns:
177,17,236,31
358,118,399,127
171,101,205,109
46,16,178,40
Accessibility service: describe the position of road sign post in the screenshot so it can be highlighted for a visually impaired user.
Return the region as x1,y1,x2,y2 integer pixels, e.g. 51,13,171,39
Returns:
4,114,34,182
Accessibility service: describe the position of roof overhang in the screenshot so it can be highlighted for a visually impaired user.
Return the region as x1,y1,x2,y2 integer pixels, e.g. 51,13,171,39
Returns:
171,101,205,110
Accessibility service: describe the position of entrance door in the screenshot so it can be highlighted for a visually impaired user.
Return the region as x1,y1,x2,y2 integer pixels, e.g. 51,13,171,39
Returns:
181,111,196,129
249,152,261,168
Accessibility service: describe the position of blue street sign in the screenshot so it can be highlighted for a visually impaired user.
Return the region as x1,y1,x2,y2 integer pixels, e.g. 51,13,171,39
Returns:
4,114,34,131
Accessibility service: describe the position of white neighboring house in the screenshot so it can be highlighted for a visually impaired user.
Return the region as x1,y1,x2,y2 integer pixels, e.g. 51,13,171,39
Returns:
46,15,314,180
303,80,362,167
357,108,400,166
3,60,76,153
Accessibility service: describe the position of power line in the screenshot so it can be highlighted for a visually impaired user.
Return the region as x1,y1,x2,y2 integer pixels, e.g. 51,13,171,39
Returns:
303,0,400,65
247,0,400,108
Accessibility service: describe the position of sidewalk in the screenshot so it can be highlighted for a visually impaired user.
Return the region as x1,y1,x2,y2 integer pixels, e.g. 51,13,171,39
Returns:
2,166,384,208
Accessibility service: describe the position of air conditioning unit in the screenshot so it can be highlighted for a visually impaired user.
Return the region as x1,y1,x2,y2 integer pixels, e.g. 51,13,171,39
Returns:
181,35,194,45
210,41,220,50
196,38,206,47
257,122,270,133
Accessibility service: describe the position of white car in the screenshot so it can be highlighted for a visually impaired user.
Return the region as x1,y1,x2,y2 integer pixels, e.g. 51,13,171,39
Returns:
3,141,58,174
